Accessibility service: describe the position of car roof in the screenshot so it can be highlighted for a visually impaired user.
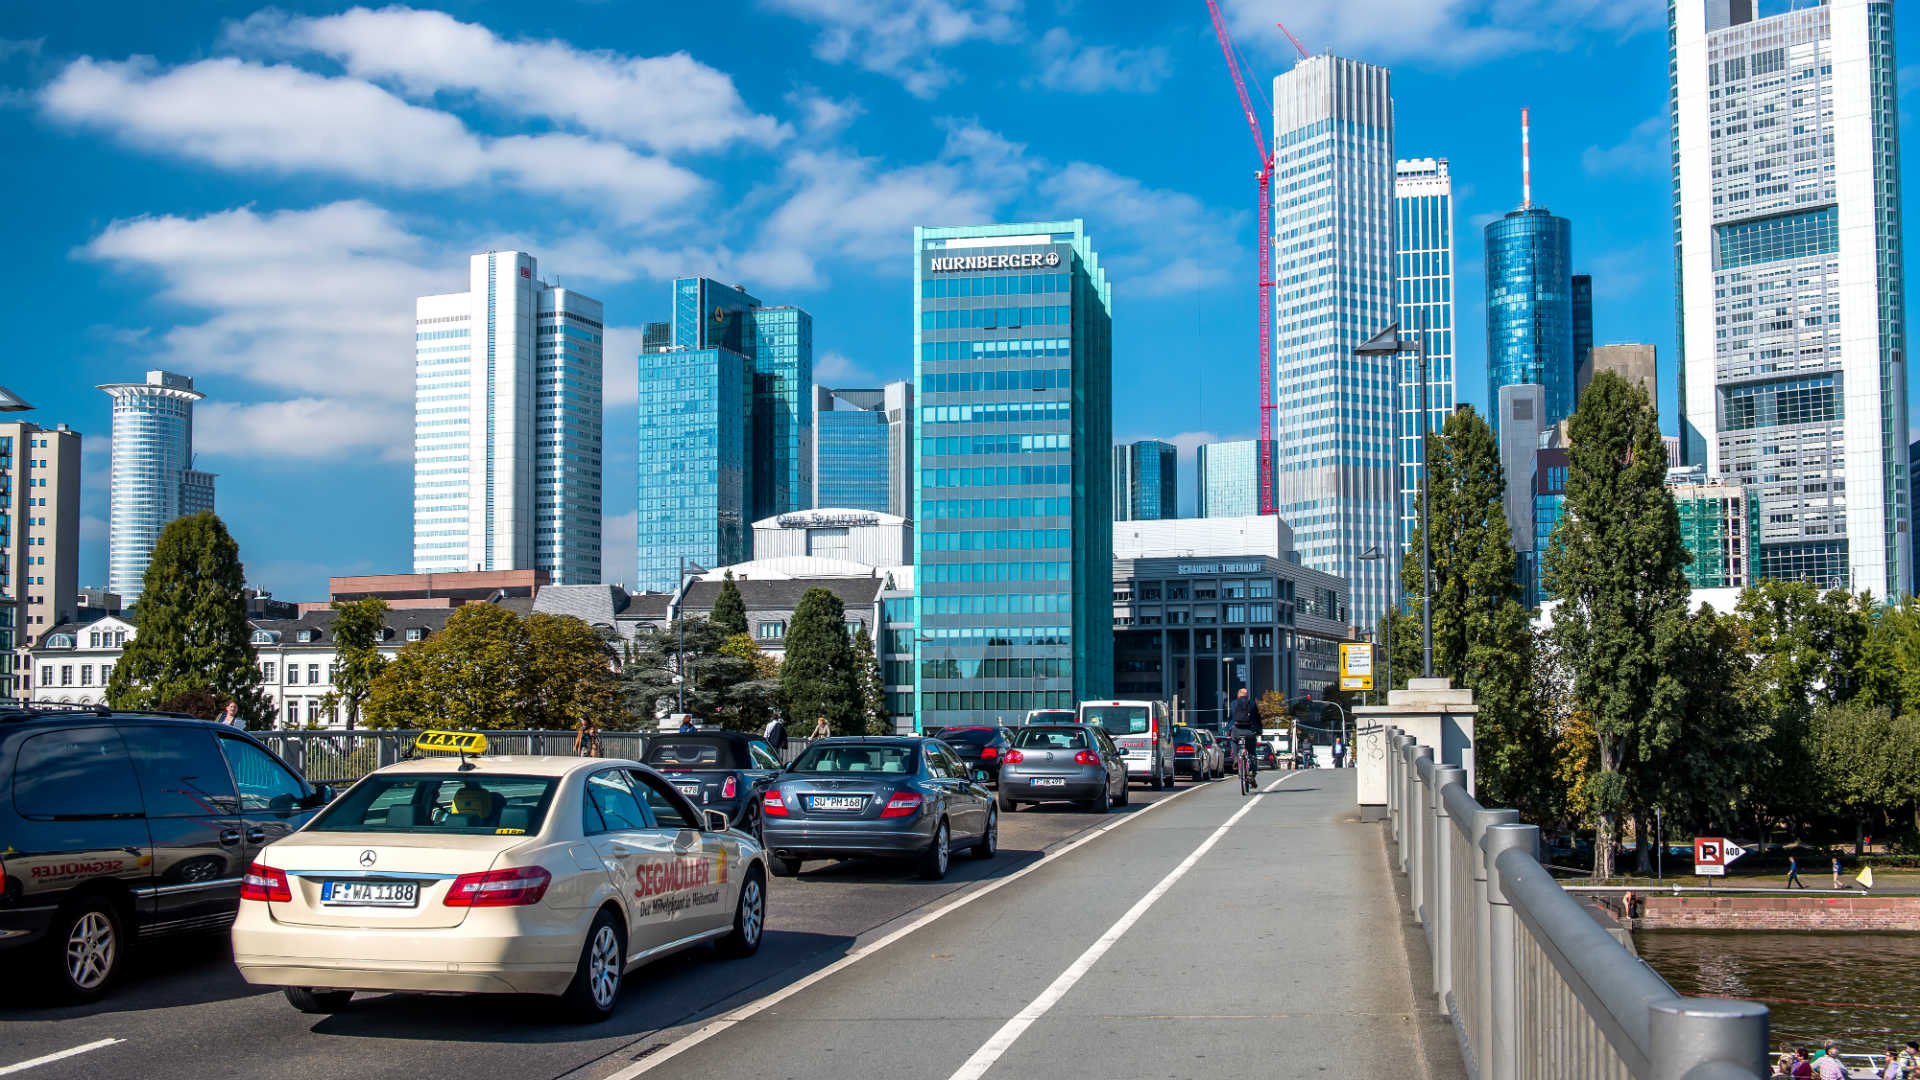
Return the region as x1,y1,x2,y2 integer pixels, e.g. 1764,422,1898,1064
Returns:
367,755,631,778
810,735,922,745
646,729,754,744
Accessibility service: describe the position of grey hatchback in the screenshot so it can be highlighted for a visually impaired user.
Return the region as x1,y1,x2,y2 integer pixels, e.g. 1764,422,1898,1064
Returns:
760,737,995,880
996,724,1128,813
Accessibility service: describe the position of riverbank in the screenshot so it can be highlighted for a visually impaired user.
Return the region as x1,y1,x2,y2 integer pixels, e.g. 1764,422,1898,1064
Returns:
1598,892,1920,931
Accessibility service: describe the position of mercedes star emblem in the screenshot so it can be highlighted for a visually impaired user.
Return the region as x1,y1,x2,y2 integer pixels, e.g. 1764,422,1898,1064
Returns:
359,850,377,867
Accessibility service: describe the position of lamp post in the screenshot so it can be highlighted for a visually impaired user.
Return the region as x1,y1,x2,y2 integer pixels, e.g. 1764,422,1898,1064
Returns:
675,556,707,716
1357,544,1389,699
1356,315,1433,680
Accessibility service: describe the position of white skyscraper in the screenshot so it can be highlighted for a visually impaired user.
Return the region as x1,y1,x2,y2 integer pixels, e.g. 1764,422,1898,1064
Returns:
1272,55,1399,631
414,252,603,584
1394,157,1457,556
1673,0,1909,596
98,370,213,601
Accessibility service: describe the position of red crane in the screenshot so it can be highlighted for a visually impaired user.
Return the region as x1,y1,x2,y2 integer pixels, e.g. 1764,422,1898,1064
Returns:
1204,2,1294,515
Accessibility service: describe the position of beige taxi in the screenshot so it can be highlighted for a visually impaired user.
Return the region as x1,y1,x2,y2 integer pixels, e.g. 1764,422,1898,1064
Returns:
231,732,768,1021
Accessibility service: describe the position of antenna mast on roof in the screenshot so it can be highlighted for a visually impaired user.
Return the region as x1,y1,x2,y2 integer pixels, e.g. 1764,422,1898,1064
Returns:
1521,107,1532,210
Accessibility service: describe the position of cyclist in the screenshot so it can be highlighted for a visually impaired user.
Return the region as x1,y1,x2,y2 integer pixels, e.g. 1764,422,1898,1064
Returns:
1228,687,1262,778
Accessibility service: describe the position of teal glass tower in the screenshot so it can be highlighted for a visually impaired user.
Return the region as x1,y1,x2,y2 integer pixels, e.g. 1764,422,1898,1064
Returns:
1113,440,1177,521
752,306,813,519
1196,439,1279,518
1485,207,1575,433
913,221,1113,728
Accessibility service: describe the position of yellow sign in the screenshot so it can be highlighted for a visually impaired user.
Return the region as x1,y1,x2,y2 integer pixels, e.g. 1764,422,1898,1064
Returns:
416,730,489,755
1339,643,1374,691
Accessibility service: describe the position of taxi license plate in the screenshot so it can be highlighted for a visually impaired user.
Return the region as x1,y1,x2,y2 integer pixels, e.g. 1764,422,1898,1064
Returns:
674,782,702,800
1032,778,1067,787
807,795,865,811
321,881,419,907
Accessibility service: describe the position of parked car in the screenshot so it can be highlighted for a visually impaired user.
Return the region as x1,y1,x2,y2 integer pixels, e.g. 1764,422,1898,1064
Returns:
1079,700,1177,789
760,737,995,880
997,724,1128,813
638,731,784,838
0,706,328,1002
934,725,1014,784
1171,727,1213,781
1193,729,1226,779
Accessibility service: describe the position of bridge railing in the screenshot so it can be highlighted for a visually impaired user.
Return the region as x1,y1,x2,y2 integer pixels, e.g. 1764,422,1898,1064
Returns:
256,729,815,783
1383,727,1769,1080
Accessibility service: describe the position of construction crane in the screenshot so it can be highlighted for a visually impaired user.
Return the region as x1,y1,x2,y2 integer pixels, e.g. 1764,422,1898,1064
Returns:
1203,1,1288,514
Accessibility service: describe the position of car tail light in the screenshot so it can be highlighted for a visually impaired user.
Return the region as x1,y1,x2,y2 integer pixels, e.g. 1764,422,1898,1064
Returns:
240,863,291,903
1002,748,1025,764
1176,745,1195,756
880,793,923,818
980,746,998,760
722,775,738,799
1074,750,1100,765
762,790,790,817
444,866,552,907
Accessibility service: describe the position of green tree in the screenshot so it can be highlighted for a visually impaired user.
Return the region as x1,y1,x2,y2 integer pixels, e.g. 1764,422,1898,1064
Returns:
779,588,861,735
106,512,269,728
852,624,891,734
710,571,748,638
1808,701,1920,853
617,620,775,732
524,613,620,733
1541,371,1691,879
365,604,531,729
1734,580,1874,714
319,597,389,730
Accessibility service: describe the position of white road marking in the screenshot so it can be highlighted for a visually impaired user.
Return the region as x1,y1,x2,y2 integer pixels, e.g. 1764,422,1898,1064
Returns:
599,779,1213,1079
0,1039,125,1077
945,772,1298,1080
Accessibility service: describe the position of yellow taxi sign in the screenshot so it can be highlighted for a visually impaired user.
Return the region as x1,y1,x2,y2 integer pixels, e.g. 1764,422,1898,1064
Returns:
415,730,489,755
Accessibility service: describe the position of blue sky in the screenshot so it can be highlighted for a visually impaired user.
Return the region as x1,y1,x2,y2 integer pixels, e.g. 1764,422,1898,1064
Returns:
3,0,1915,601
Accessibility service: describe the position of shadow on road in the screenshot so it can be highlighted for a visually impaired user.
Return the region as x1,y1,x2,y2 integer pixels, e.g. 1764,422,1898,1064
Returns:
0,933,276,1018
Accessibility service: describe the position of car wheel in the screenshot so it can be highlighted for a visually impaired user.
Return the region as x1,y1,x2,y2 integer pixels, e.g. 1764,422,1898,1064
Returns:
972,807,997,858
1150,765,1166,791
716,866,766,958
284,987,354,1014
1114,774,1131,806
768,854,801,877
918,820,951,880
46,896,125,1003
997,790,1019,813
1084,787,1110,814
559,909,625,1022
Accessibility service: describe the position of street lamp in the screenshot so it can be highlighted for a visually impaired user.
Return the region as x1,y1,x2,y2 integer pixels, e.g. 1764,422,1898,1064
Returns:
675,557,707,716
1355,316,1434,681
1357,544,1389,701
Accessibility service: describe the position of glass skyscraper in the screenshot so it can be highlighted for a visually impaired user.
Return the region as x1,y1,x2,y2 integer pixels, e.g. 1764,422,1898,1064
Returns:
1196,439,1279,518
1113,440,1177,521
813,383,913,516
1393,158,1457,555
1571,273,1594,404
913,221,1113,727
1485,208,1575,434
412,252,602,585
1673,0,1909,596
97,370,214,601
1272,55,1399,630
752,306,814,519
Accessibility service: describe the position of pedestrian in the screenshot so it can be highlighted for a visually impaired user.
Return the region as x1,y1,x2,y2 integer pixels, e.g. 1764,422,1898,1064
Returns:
1815,1041,1847,1080
763,716,788,752
218,699,243,727
1832,856,1843,889
679,715,698,734
1883,1047,1903,1080
1898,1041,1918,1079
1790,1048,1813,1079
573,717,603,758
1332,736,1346,769
1786,855,1806,889
810,715,831,740
1775,1045,1798,1079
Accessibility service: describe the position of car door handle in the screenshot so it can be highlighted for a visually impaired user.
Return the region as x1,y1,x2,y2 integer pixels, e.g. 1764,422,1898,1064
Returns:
246,827,266,843
609,843,637,856
219,829,241,846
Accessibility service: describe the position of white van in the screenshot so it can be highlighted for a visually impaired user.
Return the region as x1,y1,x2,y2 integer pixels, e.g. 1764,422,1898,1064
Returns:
1078,700,1176,789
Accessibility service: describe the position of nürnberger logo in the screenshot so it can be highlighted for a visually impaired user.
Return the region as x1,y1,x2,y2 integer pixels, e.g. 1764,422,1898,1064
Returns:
930,251,1061,272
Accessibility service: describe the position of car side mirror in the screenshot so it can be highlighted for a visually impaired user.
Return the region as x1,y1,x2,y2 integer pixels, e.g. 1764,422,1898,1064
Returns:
1115,747,1129,756
302,784,336,808
703,809,730,832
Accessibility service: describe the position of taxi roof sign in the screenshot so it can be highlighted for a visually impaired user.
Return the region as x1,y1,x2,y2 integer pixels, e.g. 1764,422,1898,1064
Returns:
415,730,489,756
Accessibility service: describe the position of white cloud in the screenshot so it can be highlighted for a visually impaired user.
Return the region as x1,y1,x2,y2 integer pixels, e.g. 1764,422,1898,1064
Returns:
760,0,1022,97
40,56,703,224
1034,28,1170,94
230,7,787,153
196,398,412,463
815,350,877,385
601,326,652,408
79,515,107,544
1582,115,1667,177
785,87,865,135
1035,163,1242,295
601,510,637,587
1221,0,1660,65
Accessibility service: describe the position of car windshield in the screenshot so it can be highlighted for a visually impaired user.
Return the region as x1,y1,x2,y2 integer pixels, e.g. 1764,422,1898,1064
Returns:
789,744,918,775
938,727,999,746
1010,727,1088,750
311,774,559,835
644,738,739,769
1083,706,1151,735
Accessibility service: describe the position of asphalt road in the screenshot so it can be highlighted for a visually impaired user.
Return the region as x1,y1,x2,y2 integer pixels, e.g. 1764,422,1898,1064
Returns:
0,776,1232,1080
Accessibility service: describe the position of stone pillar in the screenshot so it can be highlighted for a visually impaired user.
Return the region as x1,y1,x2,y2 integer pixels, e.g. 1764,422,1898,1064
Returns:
1355,677,1478,805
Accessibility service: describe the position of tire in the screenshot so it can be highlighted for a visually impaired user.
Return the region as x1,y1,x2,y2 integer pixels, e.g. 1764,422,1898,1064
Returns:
284,987,354,1014
1149,765,1166,791
46,896,125,1003
918,820,951,880
1114,777,1130,806
558,909,625,1022
768,854,801,877
997,790,1019,813
971,808,997,858
1083,787,1110,814
716,866,766,958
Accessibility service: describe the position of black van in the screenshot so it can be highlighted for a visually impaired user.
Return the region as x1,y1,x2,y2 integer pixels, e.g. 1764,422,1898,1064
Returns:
0,707,328,1001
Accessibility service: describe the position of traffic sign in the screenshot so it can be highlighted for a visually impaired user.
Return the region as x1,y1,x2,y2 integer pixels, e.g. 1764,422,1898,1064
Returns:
1692,837,1744,877
1339,643,1374,691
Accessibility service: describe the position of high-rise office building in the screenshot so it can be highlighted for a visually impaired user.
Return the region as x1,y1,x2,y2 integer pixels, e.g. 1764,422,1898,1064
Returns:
1496,384,1546,601
1112,440,1178,521
813,383,913,516
640,321,672,355
1673,0,1909,595
98,371,214,601
1486,207,1576,433
1571,273,1594,404
1,419,81,634
413,252,603,585
752,306,814,519
1668,467,1758,589
913,220,1113,727
1272,55,1399,630
1196,439,1280,519
1580,344,1658,401
1394,157,1457,555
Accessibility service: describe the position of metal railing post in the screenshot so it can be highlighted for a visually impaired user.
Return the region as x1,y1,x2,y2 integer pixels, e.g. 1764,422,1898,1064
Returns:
1482,822,1538,1080
1647,998,1769,1080
1471,806,1519,1074
1429,764,1464,1003
1400,740,1419,873
1407,745,1434,922
1387,730,1405,843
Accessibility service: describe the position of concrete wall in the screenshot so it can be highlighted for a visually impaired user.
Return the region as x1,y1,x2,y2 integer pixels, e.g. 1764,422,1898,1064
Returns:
1612,894,1920,932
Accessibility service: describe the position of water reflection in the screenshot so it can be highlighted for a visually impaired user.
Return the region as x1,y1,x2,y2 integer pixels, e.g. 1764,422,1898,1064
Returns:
1636,931,1920,1052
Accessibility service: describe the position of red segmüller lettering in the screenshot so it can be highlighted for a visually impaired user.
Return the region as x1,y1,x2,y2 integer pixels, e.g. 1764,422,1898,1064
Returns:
632,856,712,899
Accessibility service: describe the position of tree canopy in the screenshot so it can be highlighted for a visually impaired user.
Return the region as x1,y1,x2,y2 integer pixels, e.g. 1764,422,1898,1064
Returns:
321,597,389,730
779,588,861,735
364,604,616,731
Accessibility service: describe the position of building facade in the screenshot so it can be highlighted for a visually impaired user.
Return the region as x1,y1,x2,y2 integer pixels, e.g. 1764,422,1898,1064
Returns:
1486,208,1577,434
1112,440,1178,521
1393,157,1458,555
751,306,814,520
1580,343,1658,401
1196,439,1279,518
1669,466,1759,589
98,370,213,601
1532,446,1571,604
913,221,1113,727
750,509,912,567
413,251,603,584
1,421,80,648
1272,55,1400,631
1496,384,1547,602
813,383,913,517
1673,0,1909,596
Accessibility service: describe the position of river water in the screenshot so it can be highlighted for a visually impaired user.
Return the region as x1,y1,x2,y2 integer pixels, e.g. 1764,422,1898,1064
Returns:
1636,931,1920,1055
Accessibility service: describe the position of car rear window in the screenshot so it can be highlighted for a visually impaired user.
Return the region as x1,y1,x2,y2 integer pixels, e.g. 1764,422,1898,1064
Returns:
1010,727,1088,750
1024,711,1076,725
789,745,917,775
311,774,559,835
1082,706,1151,735
1172,729,1198,746
644,738,740,769
938,727,998,746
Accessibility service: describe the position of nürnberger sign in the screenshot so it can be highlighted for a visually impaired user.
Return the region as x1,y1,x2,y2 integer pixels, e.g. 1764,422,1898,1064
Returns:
929,251,1061,272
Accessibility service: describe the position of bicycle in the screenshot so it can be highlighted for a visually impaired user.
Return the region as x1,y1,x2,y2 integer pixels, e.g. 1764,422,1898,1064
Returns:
1237,739,1256,796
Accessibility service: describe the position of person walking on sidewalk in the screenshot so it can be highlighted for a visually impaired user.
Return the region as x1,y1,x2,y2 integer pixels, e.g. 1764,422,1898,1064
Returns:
810,715,831,741
1832,856,1844,889
1786,855,1806,889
